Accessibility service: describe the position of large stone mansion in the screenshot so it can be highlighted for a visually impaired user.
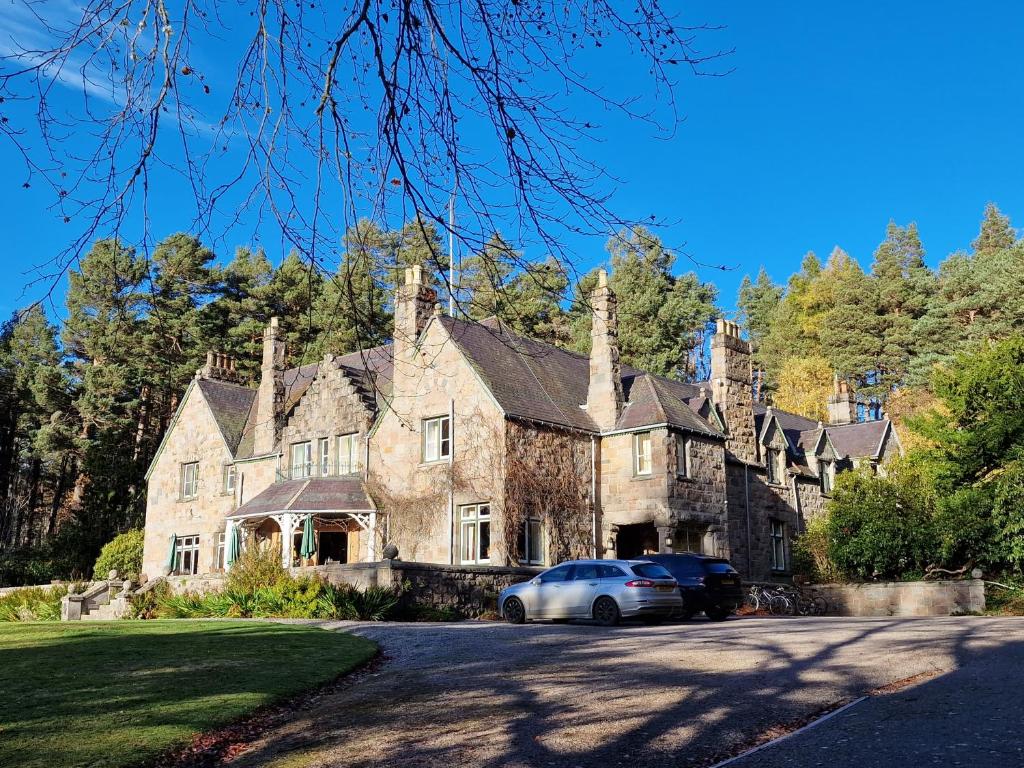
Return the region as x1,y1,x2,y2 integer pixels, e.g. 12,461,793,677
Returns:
141,266,901,582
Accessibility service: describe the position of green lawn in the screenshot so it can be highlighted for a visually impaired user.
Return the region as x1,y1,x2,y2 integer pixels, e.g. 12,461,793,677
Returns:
0,621,377,768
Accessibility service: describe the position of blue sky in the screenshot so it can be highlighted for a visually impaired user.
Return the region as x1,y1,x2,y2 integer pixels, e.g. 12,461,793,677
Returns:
1,1,1022,320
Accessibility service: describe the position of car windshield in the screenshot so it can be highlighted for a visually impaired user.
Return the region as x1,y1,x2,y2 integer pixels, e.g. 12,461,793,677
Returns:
630,563,674,579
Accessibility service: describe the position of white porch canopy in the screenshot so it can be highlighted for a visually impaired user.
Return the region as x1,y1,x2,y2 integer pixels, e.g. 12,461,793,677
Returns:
226,476,379,566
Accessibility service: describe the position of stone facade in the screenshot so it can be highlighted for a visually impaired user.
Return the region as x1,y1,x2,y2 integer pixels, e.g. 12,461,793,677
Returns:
141,268,899,584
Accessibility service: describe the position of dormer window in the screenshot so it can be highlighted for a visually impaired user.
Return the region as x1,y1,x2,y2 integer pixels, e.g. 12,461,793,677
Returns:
766,447,782,484
820,459,834,495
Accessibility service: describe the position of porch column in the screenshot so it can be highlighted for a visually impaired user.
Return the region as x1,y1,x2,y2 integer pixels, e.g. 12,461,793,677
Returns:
277,513,295,568
225,519,237,572
366,512,377,563
657,525,673,554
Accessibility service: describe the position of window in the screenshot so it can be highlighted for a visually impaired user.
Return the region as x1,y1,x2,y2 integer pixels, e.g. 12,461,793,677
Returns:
598,564,626,579
223,465,236,494
676,434,691,478
574,563,600,580
174,535,200,575
765,447,781,484
459,503,491,563
290,441,312,478
539,564,574,583
337,433,358,475
630,562,674,580
215,532,226,571
180,462,199,500
422,415,451,462
517,518,544,565
634,431,652,476
318,438,330,476
820,460,834,495
769,519,786,572
675,523,708,554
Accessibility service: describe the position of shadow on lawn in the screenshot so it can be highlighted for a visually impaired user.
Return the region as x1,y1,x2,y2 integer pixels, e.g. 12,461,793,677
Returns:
0,622,375,768
226,617,1020,768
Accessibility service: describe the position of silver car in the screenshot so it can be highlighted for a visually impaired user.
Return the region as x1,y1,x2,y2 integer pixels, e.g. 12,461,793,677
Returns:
499,559,682,626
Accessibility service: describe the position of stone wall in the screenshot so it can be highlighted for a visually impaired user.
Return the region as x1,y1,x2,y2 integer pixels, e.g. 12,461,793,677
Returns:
668,435,728,555
142,382,244,580
816,579,985,617
369,318,507,565
310,560,542,617
504,421,594,564
725,460,802,582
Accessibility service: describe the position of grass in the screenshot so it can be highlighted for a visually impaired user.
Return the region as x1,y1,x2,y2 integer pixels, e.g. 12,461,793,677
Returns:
0,620,377,768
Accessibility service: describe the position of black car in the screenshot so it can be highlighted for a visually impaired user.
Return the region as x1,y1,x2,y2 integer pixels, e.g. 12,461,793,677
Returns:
639,553,743,621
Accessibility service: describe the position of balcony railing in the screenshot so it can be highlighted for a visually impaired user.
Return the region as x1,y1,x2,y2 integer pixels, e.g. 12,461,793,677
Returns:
276,459,360,482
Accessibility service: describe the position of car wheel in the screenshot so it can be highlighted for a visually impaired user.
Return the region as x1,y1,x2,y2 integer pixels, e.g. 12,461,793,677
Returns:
503,597,526,625
592,596,620,627
705,605,731,622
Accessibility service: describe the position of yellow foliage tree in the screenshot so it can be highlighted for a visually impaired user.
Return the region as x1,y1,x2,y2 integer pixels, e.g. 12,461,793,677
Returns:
773,356,834,421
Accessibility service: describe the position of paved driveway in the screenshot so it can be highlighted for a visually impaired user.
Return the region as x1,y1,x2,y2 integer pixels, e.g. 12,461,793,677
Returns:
232,616,1024,768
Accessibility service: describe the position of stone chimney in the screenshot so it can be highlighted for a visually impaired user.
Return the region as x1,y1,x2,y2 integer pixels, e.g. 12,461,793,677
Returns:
710,319,757,463
586,269,624,431
198,351,241,383
392,265,438,397
254,317,286,456
827,375,857,425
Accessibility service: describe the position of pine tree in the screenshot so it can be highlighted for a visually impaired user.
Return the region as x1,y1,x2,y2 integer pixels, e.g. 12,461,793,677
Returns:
737,267,783,400
396,216,451,298
972,203,1015,256
267,251,325,365
314,221,393,356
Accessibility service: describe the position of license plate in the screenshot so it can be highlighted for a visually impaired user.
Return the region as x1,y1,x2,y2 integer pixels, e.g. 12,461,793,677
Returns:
720,578,736,585
656,585,674,592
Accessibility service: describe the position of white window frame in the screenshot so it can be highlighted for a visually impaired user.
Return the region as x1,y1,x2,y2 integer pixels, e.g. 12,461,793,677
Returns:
174,534,201,575
337,433,358,475
215,531,226,572
770,519,786,572
518,517,545,565
459,503,491,564
676,434,691,478
318,437,330,477
422,415,451,463
290,441,312,479
223,464,236,494
180,462,199,500
634,431,653,476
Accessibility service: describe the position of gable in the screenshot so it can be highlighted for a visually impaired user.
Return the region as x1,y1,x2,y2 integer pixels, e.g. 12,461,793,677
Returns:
145,379,234,481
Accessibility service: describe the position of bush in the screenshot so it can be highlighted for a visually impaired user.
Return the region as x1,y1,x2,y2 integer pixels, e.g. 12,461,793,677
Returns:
0,585,72,622
225,546,286,592
825,465,938,580
93,530,144,581
791,515,841,583
0,548,57,588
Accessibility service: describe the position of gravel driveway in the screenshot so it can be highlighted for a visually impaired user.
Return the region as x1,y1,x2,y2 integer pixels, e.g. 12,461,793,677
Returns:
229,616,1023,768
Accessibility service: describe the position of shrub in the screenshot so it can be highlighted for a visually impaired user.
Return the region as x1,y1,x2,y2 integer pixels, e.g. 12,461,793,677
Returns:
93,530,145,581
825,465,937,580
0,547,57,587
791,515,841,583
0,585,71,622
225,546,286,592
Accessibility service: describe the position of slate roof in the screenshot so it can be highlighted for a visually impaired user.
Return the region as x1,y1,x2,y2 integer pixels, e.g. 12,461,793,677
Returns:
196,379,256,454
439,316,721,436
825,420,889,459
753,403,819,449
228,476,375,519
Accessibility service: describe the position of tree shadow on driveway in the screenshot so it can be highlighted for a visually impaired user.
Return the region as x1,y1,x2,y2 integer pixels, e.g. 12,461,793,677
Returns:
231,616,1023,768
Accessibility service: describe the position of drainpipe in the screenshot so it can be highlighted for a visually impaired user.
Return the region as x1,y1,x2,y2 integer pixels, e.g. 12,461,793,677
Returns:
590,436,598,558
448,398,455,565
744,464,752,579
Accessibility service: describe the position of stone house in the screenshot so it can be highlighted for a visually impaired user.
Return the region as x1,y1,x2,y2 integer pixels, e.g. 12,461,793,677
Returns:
141,266,901,583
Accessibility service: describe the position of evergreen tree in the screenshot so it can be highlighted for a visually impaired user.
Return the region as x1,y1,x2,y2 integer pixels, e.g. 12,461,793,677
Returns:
266,251,325,365
737,268,783,400
972,203,1015,256
314,221,393,356
396,216,451,298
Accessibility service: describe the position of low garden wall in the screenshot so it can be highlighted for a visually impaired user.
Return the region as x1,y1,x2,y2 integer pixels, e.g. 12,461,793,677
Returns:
815,579,985,617
305,560,543,617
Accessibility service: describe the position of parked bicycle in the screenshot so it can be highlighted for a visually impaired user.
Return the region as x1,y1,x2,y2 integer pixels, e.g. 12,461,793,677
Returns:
745,583,828,616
